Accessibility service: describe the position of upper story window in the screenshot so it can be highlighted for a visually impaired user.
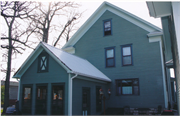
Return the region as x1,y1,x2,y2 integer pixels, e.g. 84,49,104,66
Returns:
121,44,133,66
104,20,112,36
105,47,115,67
38,52,49,72
116,78,139,95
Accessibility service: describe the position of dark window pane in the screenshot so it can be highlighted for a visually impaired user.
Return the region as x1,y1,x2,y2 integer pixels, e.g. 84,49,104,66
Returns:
122,80,133,94
123,56,132,65
133,86,139,95
107,58,114,67
117,82,121,95
105,31,111,35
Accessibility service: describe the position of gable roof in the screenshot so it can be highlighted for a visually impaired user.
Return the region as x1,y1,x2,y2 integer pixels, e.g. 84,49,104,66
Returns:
13,42,111,82
62,1,162,49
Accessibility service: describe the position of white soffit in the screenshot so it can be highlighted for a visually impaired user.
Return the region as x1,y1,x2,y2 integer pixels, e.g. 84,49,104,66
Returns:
63,1,162,49
146,2,171,18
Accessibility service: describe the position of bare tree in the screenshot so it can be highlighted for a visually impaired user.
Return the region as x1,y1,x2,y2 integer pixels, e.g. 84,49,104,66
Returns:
28,1,82,46
1,1,37,113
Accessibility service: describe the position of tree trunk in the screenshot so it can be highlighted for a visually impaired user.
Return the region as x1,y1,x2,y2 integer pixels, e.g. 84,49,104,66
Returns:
42,29,49,43
3,37,13,114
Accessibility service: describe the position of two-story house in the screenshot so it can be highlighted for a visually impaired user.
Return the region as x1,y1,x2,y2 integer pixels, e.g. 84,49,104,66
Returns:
13,2,168,115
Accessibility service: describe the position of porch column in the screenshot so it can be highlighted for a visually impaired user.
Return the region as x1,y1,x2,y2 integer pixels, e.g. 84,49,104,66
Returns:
47,83,51,115
32,84,36,115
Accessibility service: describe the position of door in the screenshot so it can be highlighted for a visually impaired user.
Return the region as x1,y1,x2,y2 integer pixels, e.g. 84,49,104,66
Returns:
82,87,90,115
51,85,64,115
35,85,47,115
22,85,32,114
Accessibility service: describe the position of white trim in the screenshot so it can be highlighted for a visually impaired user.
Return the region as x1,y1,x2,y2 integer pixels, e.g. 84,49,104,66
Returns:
16,78,20,100
72,71,111,82
148,36,162,43
76,76,108,84
62,46,75,54
149,36,168,108
62,1,161,49
147,31,163,37
68,73,78,116
68,73,72,116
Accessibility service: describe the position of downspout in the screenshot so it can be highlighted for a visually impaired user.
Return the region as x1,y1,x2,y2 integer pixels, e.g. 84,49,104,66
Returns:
68,73,78,116
16,78,20,100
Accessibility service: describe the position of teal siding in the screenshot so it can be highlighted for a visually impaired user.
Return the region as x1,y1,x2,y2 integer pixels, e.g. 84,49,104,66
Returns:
19,51,69,115
72,77,110,115
74,10,165,108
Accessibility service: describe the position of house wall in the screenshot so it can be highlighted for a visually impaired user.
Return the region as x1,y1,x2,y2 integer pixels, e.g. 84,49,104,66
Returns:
72,77,110,115
19,51,69,115
74,10,165,108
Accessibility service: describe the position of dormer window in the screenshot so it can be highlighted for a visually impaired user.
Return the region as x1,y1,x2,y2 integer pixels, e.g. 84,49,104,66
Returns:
38,52,49,72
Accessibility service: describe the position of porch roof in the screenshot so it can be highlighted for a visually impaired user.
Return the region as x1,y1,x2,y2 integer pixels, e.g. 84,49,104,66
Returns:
42,42,111,82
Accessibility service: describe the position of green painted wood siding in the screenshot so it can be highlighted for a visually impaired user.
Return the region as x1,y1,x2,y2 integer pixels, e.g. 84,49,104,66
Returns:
74,10,165,108
19,51,69,115
72,77,109,115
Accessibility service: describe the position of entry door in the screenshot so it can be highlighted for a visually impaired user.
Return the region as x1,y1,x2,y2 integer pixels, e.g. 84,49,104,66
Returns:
82,88,90,115
22,85,32,114
35,85,47,115
51,85,64,115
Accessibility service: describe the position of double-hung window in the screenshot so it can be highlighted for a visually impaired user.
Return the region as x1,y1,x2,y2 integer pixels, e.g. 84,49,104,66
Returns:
116,78,139,95
121,44,133,66
104,20,112,36
105,47,115,67
38,52,49,72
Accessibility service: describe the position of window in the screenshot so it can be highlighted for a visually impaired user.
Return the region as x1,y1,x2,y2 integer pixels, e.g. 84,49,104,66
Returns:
121,45,133,66
116,78,139,95
104,20,112,36
38,52,49,72
96,86,102,112
105,47,115,67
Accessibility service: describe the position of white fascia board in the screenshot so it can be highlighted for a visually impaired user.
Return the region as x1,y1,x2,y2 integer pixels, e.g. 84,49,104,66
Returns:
76,75,109,84
147,31,163,37
72,71,111,83
62,46,75,54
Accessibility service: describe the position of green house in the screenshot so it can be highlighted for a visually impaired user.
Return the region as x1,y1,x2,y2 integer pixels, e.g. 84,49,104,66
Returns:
13,2,169,115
